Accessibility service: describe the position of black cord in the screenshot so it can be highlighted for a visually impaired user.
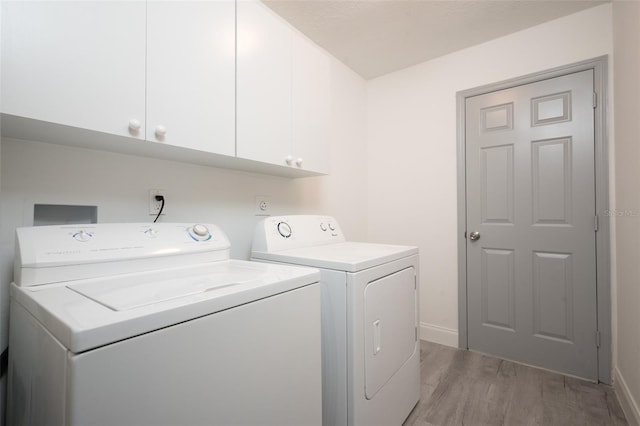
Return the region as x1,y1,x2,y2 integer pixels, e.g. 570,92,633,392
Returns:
153,195,165,223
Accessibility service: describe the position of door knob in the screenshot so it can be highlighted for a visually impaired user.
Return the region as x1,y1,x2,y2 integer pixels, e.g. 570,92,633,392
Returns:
469,231,480,241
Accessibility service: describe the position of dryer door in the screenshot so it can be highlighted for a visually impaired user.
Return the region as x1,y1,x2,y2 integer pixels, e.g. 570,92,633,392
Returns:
364,266,417,399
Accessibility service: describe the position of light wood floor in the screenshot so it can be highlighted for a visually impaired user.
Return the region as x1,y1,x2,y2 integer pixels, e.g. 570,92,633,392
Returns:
403,340,628,426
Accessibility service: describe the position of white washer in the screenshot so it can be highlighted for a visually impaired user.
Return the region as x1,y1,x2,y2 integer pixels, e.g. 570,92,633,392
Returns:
8,223,322,426
251,215,420,426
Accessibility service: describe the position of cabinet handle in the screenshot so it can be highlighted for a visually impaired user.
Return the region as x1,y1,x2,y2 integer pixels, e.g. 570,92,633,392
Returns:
128,119,141,133
155,125,167,139
295,158,303,167
285,155,293,166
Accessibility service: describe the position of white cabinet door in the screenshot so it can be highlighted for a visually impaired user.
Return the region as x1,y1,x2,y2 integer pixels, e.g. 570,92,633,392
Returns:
292,34,331,174
237,0,330,174
1,1,146,139
146,1,235,155
237,0,292,167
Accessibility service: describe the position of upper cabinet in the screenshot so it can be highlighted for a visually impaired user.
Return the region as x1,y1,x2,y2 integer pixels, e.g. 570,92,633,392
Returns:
291,33,331,174
2,0,330,177
1,1,146,139
237,0,330,174
236,0,292,167
146,1,235,156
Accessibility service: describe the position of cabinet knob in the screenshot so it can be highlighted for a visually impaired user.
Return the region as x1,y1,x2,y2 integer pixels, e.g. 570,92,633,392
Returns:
155,125,167,139
128,119,141,132
295,158,303,167
285,155,293,165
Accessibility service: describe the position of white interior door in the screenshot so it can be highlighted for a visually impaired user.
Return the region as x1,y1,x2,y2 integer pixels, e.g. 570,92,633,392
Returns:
465,70,598,380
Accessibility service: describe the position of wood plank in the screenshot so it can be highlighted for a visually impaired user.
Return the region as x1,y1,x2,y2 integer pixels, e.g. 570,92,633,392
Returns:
403,342,628,426
503,363,544,426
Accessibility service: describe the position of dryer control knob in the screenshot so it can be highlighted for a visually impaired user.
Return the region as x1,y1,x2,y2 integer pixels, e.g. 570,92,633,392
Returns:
277,222,292,238
320,223,327,231
285,155,294,166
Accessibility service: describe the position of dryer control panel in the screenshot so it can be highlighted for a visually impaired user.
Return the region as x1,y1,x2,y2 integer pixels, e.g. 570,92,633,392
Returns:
252,215,346,252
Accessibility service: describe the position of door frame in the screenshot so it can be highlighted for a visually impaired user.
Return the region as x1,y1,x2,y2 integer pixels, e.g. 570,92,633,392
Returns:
456,56,611,384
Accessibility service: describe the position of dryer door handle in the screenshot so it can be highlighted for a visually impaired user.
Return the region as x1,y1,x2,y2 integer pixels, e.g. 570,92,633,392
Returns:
373,319,381,355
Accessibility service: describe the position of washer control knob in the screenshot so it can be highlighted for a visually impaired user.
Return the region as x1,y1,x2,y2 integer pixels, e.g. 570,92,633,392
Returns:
188,224,211,241
193,224,209,237
144,228,158,238
277,221,292,238
320,223,327,231
285,155,293,166
295,158,303,167
73,230,93,242
328,223,335,231
193,223,209,237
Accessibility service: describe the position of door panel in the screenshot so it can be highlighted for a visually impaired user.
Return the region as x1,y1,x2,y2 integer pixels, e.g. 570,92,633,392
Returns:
481,144,515,224
465,70,597,380
481,248,516,331
532,138,573,224
532,251,573,342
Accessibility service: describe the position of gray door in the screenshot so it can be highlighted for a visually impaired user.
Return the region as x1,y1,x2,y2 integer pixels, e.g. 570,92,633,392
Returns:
465,70,598,380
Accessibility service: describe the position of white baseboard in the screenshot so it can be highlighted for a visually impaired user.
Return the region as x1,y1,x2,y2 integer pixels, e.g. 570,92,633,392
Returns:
614,367,640,426
419,322,458,347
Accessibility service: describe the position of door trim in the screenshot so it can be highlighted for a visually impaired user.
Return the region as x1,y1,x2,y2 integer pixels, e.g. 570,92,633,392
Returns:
456,56,611,384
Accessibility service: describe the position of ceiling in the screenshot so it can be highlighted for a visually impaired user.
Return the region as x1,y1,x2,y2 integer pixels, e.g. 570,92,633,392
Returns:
262,0,609,79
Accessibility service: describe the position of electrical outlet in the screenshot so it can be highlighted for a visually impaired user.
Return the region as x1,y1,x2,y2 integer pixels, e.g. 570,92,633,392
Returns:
149,189,167,215
255,196,270,216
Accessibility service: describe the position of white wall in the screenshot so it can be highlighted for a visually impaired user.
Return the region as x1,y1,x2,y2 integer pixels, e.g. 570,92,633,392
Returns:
0,57,367,364
612,2,640,424
366,4,613,347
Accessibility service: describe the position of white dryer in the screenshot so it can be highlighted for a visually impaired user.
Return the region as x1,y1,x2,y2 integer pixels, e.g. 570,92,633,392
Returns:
252,215,420,426
8,223,322,426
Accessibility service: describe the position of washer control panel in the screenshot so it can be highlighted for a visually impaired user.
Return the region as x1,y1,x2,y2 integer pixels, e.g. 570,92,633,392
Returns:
62,224,215,244
15,223,230,286
252,215,346,252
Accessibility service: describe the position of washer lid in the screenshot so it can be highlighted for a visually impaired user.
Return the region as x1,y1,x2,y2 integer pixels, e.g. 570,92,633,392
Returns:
68,267,264,311
252,241,418,272
11,260,319,353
